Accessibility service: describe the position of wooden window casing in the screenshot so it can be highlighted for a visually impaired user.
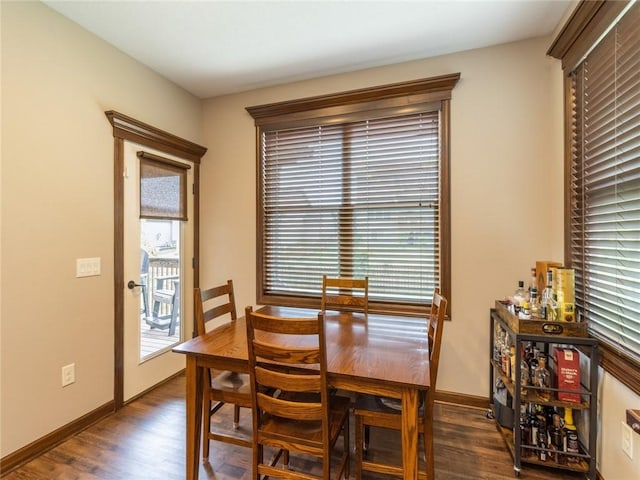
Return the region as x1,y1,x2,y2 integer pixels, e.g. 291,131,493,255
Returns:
247,74,459,316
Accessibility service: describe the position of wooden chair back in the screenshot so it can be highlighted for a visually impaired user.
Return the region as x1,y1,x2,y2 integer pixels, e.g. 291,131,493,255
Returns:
245,306,329,429
245,306,350,480
321,275,369,314
428,288,447,389
353,288,447,480
194,279,236,337
194,280,250,458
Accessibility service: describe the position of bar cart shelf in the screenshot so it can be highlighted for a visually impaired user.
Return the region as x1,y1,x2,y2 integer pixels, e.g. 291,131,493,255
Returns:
489,306,599,479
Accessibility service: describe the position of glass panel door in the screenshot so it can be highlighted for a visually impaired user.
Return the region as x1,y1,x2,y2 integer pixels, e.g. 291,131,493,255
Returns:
139,219,182,360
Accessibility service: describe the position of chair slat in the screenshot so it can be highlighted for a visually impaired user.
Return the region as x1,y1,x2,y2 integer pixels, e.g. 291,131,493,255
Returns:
322,275,369,314
253,341,320,365
256,367,321,392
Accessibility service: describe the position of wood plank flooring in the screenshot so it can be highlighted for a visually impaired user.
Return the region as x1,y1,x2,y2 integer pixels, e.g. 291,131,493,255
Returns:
140,315,180,359
3,374,588,479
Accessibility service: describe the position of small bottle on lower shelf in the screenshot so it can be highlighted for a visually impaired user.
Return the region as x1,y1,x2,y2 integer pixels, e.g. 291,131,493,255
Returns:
564,408,580,463
550,413,566,464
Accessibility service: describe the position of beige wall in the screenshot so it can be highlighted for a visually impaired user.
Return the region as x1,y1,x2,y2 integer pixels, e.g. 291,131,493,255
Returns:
2,2,639,479
1,2,201,456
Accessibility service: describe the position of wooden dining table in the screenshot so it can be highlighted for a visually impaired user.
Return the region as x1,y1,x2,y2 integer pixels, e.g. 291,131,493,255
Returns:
172,305,432,480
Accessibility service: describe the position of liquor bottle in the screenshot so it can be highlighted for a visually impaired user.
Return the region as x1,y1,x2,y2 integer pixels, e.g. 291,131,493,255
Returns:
529,345,539,383
550,413,565,464
501,333,511,377
513,280,527,312
529,289,540,318
540,269,555,320
537,422,548,462
533,354,551,401
519,406,532,458
529,405,539,451
564,408,580,463
509,346,516,384
519,346,530,398
528,267,540,316
494,324,504,363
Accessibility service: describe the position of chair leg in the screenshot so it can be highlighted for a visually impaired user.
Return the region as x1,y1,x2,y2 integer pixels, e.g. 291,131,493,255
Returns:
254,444,262,480
364,424,370,451
202,400,211,460
424,404,434,480
233,404,240,429
354,415,363,480
343,414,350,480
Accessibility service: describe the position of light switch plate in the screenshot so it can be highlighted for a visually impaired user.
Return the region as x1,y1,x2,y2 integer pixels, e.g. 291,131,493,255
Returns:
76,257,101,277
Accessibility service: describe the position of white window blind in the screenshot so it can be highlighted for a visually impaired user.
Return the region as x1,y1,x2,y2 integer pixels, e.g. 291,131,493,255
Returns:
261,111,441,306
570,3,640,362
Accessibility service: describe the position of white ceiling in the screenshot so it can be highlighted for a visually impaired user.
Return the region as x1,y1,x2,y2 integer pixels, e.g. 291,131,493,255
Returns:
43,0,574,99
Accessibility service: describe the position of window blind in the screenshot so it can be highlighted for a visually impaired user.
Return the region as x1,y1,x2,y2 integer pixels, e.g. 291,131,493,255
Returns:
138,151,190,221
261,111,440,306
570,3,640,362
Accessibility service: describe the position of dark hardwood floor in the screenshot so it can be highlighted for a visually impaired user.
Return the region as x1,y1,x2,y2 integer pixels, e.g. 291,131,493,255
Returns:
3,374,587,479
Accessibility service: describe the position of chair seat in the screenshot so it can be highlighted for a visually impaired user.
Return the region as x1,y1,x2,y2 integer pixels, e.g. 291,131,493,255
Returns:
259,394,351,450
211,371,251,394
355,393,425,414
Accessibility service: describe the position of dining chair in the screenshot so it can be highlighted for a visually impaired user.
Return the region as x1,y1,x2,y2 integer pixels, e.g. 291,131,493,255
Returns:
195,280,252,460
245,306,351,480
353,289,447,480
321,275,369,314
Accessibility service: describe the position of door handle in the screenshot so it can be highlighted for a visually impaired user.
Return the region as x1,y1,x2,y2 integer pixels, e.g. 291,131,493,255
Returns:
127,280,143,289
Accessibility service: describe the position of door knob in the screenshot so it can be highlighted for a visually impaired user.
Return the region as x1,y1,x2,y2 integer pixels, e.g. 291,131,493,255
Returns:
127,280,143,289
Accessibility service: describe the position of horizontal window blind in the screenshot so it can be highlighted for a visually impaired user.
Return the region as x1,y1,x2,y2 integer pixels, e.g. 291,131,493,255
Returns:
262,111,440,305
570,3,640,362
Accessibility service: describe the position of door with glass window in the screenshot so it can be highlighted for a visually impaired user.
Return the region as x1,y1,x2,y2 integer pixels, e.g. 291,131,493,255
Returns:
122,142,193,402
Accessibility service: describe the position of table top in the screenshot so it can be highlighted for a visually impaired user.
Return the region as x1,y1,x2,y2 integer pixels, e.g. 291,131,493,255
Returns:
173,305,431,390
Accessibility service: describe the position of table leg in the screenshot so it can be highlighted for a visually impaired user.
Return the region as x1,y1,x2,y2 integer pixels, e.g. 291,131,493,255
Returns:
401,387,420,480
186,356,203,480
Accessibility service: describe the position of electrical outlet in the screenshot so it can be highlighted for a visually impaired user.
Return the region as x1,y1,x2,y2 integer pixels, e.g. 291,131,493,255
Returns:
62,363,75,387
622,421,634,460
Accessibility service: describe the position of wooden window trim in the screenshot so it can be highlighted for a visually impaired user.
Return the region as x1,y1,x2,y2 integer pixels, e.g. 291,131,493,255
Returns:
548,0,640,396
246,74,459,316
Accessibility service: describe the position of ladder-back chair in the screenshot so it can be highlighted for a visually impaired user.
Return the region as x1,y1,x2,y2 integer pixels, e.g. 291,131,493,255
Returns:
353,289,447,480
245,306,351,480
195,280,252,459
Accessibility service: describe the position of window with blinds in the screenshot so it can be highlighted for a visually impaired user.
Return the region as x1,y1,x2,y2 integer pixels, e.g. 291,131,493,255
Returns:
138,151,190,221
569,2,640,363
248,74,458,314
261,112,440,306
